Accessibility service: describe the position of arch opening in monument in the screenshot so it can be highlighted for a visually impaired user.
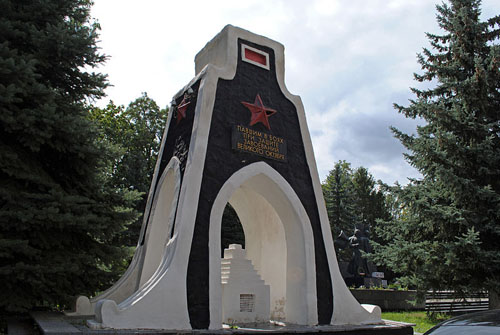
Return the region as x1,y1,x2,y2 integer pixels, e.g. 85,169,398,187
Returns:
209,162,318,328
226,187,286,322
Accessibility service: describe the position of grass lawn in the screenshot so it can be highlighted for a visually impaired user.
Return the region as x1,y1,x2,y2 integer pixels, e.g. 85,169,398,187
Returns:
382,311,452,334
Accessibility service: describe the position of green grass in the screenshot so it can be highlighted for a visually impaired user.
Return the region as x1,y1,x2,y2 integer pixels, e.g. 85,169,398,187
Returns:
382,311,452,334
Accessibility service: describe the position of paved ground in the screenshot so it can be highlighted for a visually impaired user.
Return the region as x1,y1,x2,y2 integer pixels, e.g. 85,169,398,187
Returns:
30,312,414,335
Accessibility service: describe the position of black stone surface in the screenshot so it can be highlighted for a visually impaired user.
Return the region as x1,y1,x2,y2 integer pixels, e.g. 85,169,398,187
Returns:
186,39,333,329
140,81,200,245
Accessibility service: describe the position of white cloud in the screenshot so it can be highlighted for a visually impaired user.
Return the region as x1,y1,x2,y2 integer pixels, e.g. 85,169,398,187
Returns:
91,0,500,185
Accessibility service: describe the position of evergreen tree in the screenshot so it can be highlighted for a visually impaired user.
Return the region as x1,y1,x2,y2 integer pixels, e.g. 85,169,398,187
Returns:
323,161,388,236
0,0,138,313
351,167,389,244
322,161,357,238
323,161,389,262
373,0,500,300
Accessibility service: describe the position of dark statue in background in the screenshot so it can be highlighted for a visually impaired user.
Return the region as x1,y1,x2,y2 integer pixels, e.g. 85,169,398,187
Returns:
335,224,375,279
347,228,372,277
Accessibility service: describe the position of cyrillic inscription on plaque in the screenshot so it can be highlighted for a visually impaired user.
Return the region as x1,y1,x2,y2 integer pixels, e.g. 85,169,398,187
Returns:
232,125,287,162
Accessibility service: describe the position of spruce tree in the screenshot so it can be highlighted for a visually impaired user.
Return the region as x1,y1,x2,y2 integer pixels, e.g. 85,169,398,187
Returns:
0,0,138,313
352,168,388,224
322,161,358,240
351,167,389,245
374,0,500,300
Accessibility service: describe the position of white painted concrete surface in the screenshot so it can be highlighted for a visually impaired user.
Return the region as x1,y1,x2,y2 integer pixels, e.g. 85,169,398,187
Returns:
221,244,270,324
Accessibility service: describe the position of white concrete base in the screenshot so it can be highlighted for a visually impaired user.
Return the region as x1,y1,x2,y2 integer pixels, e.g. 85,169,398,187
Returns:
93,240,190,330
89,157,190,329
65,244,144,316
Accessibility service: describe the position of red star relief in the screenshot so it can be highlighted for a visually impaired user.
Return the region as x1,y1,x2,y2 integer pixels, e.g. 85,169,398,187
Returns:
241,94,277,130
176,95,191,125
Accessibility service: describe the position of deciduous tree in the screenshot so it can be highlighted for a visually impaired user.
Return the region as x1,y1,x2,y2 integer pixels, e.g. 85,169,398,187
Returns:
90,94,168,245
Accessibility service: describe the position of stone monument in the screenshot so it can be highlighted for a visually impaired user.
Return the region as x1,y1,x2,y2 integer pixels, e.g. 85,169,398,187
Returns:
70,25,382,330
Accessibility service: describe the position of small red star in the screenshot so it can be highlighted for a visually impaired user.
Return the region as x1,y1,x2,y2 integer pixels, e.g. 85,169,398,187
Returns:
241,94,277,130
176,96,191,125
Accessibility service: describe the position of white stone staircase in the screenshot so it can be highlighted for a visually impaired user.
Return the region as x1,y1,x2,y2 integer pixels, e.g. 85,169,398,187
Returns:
221,244,270,323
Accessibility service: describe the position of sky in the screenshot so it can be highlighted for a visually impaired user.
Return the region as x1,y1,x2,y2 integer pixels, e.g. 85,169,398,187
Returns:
90,0,499,185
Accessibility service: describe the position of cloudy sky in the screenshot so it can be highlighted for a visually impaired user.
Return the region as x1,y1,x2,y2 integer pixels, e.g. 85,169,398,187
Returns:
91,0,499,185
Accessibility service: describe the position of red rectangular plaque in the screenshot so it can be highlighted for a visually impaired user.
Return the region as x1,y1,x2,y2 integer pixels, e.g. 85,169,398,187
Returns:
241,44,269,70
245,48,267,66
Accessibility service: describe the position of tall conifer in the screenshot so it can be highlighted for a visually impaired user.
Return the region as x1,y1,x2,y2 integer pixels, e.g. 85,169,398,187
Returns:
0,0,137,312
374,0,500,299
322,161,358,238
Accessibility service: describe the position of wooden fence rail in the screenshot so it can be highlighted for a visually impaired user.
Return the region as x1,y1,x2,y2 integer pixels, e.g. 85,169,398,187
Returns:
425,291,489,314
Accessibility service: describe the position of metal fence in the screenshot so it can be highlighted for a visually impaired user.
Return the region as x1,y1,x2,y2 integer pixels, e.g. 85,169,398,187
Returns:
425,291,489,314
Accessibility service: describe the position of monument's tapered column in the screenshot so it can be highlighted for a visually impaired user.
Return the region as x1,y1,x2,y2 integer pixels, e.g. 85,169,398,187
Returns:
81,25,381,330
